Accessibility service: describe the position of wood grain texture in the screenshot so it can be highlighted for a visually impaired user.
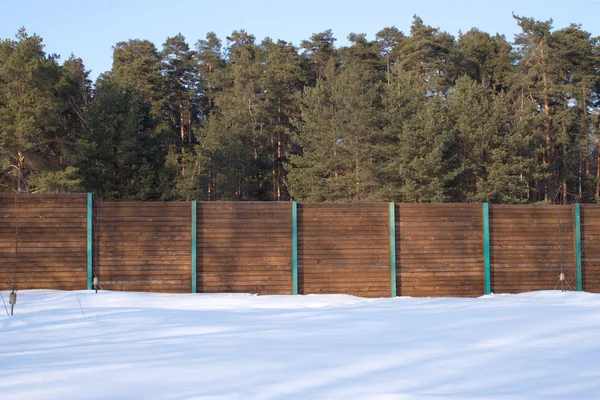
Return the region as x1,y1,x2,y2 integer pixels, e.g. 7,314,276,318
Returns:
298,203,390,298
489,205,575,294
2,195,593,297
580,205,600,293
396,203,484,297
0,194,87,290
197,202,292,295
94,202,191,292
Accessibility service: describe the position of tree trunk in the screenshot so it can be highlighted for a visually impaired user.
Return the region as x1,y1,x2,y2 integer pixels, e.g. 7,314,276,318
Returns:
179,103,185,142
541,40,553,203
355,129,360,200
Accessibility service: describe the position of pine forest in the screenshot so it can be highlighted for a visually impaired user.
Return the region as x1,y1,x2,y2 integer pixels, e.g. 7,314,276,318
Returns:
1,15,599,204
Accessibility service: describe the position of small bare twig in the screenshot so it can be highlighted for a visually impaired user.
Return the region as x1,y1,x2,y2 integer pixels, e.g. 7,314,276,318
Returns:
76,297,86,319
0,293,10,317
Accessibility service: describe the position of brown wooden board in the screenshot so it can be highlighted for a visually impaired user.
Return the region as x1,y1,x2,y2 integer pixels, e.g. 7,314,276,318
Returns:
197,202,292,295
489,205,575,294
396,203,484,298
94,202,191,293
0,194,87,290
2,195,591,298
298,203,390,298
580,205,600,293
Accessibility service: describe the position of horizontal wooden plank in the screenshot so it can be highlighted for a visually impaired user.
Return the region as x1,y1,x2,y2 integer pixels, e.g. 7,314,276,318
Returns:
95,274,187,281
0,252,87,259
197,227,291,234
0,223,87,229
198,265,291,272
399,233,480,240
397,262,482,269
198,203,292,210
395,239,482,245
199,271,291,277
398,284,483,291
0,229,85,235
0,284,85,291
301,272,389,280
97,221,190,228
97,202,189,207
300,203,387,209
199,278,292,285
298,226,387,233
199,282,290,289
198,262,291,268
399,270,483,277
0,211,86,218
0,242,86,249
398,210,481,216
298,244,388,251
0,217,88,224
95,264,191,271
301,213,388,219
300,284,390,290
99,245,191,251
0,196,86,204
198,256,291,263
399,248,482,255
96,229,190,235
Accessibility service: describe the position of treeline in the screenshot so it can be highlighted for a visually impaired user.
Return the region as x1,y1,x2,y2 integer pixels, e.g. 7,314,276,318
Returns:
1,15,599,203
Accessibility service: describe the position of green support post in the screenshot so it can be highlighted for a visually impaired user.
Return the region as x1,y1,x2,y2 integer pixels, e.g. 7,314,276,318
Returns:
191,200,197,293
87,193,93,290
389,202,397,298
292,201,298,295
483,202,491,295
574,203,582,292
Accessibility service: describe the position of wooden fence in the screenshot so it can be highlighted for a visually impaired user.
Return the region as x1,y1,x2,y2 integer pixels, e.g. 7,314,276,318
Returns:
0,194,596,298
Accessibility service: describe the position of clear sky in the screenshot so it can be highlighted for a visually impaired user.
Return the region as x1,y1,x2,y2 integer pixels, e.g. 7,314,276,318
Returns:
2,0,599,82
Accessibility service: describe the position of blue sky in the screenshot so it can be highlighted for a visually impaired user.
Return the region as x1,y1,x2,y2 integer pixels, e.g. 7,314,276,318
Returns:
2,1,599,82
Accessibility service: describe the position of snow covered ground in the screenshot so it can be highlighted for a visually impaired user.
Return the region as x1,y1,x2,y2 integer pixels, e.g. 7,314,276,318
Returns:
1,290,599,399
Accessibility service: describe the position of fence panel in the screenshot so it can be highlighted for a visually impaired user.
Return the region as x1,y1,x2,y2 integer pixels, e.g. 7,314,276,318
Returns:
0,194,87,290
489,205,575,293
197,202,292,295
94,202,191,293
396,204,484,297
580,205,600,293
298,203,390,297
2,195,593,297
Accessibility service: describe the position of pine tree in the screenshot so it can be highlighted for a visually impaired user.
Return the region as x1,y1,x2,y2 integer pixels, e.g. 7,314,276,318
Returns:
76,77,166,200
260,38,305,200
111,39,163,110
397,16,456,94
512,15,560,202
195,30,267,200
161,34,198,149
375,26,404,86
456,29,513,92
0,28,67,192
551,25,600,201
195,32,225,120
300,30,338,85
449,76,528,203
288,53,382,202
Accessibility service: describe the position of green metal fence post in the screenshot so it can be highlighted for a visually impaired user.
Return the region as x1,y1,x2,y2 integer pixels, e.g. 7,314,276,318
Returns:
191,200,197,293
389,202,397,298
87,193,93,290
574,203,582,291
292,201,298,295
483,202,491,295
